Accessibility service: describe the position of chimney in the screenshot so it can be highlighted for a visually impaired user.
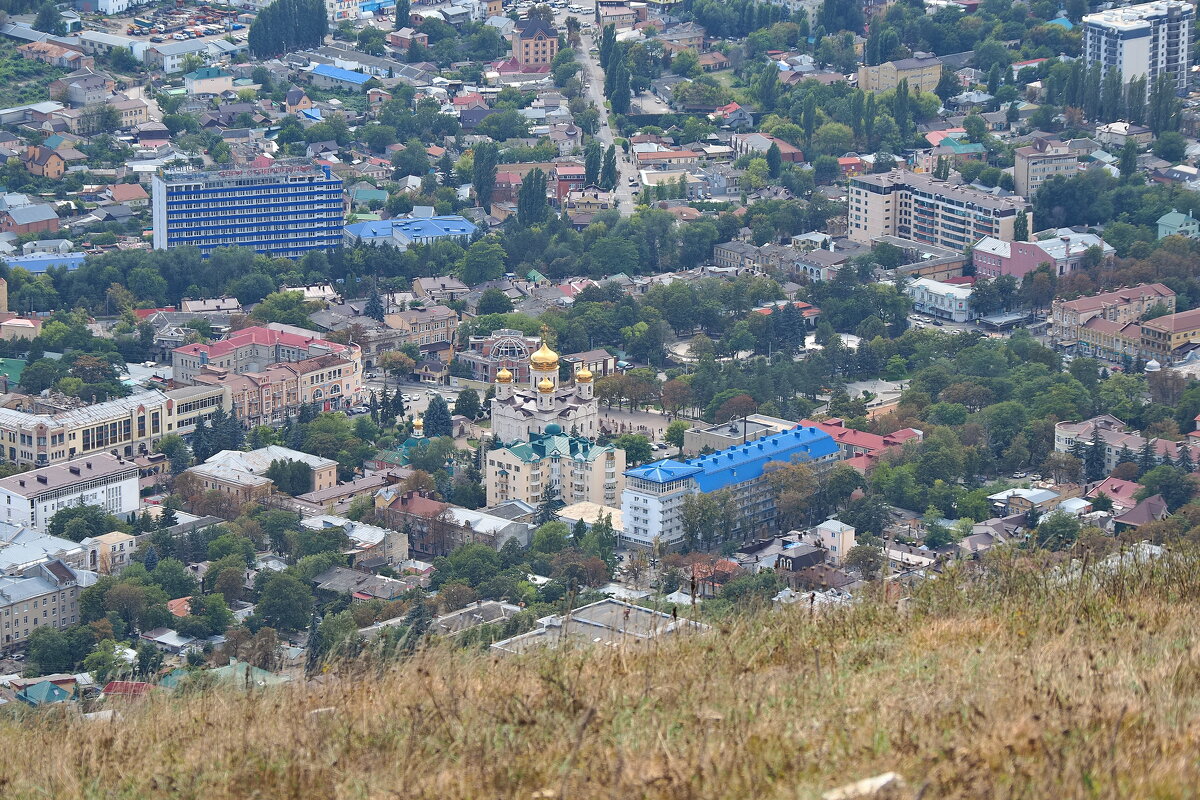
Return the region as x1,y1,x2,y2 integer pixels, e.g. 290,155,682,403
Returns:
36,475,47,484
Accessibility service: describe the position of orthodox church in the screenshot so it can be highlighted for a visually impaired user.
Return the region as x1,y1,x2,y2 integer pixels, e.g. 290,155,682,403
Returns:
489,328,600,443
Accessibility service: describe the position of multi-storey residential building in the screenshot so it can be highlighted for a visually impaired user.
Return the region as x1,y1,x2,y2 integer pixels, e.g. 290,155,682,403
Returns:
301,514,408,568
1014,138,1077,197
0,454,139,533
80,531,137,575
1072,318,1144,362
373,491,533,557
1052,283,1175,342
172,325,360,387
412,277,469,305
186,462,275,505
1140,307,1200,360
486,427,625,508
857,55,942,94
621,426,839,550
1055,414,1191,473
562,349,617,381
383,305,459,352
1083,0,1193,92
201,445,339,492
713,241,759,270
193,353,364,424
0,559,93,651
511,18,558,67
848,171,1032,251
151,161,344,259
458,328,541,384
973,230,1114,279
0,524,85,575
0,386,227,467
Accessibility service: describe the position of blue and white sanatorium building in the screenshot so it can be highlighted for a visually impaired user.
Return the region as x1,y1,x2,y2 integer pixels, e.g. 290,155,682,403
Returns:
151,160,344,259
621,425,839,550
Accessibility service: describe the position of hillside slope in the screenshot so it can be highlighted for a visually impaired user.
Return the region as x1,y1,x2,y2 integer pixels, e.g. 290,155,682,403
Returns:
3,548,1200,799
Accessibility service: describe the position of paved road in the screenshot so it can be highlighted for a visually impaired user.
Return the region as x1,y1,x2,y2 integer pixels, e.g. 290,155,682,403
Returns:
579,31,639,213
363,378,458,420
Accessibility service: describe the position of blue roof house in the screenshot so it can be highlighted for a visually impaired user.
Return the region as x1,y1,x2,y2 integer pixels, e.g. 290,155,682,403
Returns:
310,64,372,92
621,426,838,549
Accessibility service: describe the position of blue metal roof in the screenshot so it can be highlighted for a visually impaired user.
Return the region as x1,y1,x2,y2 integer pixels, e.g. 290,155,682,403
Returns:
312,64,371,85
625,427,838,493
344,216,477,243
344,220,396,241
392,216,478,240
625,459,702,483
4,252,85,273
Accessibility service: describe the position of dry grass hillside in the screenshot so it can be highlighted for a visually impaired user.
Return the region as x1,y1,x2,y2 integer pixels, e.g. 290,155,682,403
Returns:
4,547,1200,800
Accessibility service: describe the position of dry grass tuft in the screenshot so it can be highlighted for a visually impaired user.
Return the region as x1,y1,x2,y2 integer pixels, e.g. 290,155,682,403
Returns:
4,547,1200,799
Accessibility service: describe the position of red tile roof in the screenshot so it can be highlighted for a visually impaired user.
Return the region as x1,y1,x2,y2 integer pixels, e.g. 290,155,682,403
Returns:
174,325,348,360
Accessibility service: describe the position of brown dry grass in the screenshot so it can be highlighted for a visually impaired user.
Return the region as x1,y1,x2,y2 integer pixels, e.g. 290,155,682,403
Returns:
4,547,1200,799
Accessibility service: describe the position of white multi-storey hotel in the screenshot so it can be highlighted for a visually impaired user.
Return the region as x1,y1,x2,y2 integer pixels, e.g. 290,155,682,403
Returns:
152,160,344,259
1083,1,1194,91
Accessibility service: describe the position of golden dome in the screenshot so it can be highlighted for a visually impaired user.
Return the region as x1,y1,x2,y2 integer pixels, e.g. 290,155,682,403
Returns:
530,341,559,371
496,367,513,383
575,367,593,383
413,417,424,429
537,377,554,393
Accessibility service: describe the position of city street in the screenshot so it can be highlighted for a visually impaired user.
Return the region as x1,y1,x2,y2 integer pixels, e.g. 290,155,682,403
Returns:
363,377,457,421
578,30,639,213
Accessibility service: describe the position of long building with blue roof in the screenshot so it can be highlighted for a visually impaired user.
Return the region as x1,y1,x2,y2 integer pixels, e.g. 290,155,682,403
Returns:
621,425,838,549
4,251,85,274
343,215,478,250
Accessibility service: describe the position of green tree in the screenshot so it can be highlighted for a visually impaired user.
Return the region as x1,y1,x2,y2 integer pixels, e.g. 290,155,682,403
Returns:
614,433,653,465
1014,209,1028,242
472,141,499,212
83,639,129,686
460,237,508,285
765,142,782,179
665,419,690,454
844,544,883,580
255,572,313,632
453,388,481,420
532,520,571,554
48,505,127,542
517,167,549,227
423,395,453,438
154,434,192,474
600,145,618,190
248,291,319,327
583,140,602,186
34,3,66,35
1035,511,1080,550
811,122,853,157
476,288,513,315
